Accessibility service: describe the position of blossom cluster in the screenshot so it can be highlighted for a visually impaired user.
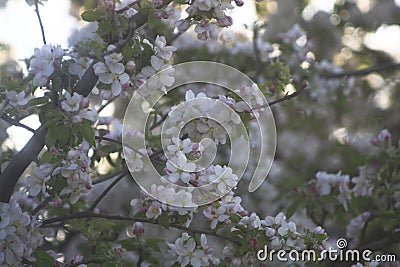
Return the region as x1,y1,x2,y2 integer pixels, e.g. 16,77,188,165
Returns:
0,200,42,266
54,141,92,204
29,44,64,87
167,233,219,267
61,92,97,123
137,35,176,95
130,184,196,221
94,45,130,97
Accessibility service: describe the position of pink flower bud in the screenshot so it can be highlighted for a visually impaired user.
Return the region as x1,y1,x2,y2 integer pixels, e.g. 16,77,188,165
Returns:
197,31,209,41
126,60,136,71
378,129,391,144
249,237,258,248
217,16,233,27
224,219,232,225
235,0,244,6
176,19,190,32
116,248,124,255
162,11,170,19
81,97,89,108
106,0,115,12
154,0,163,7
54,198,63,206
154,11,163,19
312,226,325,234
133,222,145,234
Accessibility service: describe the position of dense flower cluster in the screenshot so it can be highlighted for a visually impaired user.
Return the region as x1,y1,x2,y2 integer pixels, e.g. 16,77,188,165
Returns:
54,142,92,204
0,200,42,266
29,44,64,87
167,233,219,267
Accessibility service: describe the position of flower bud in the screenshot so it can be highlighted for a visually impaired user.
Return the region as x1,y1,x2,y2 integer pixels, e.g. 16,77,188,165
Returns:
176,19,190,32
248,237,258,248
312,226,325,234
126,60,136,71
197,31,209,41
217,16,233,27
133,222,145,234
235,0,244,6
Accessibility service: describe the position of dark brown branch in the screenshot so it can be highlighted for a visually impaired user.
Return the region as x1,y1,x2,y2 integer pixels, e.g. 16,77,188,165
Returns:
31,195,53,215
92,168,128,185
89,170,128,211
34,0,46,45
0,127,46,202
324,62,400,79
264,81,308,108
0,113,35,133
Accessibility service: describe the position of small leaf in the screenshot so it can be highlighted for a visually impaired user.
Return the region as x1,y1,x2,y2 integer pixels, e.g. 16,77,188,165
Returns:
82,119,95,146
287,200,300,218
32,251,54,267
147,237,164,252
81,10,99,22
157,213,170,229
97,19,113,36
28,96,49,106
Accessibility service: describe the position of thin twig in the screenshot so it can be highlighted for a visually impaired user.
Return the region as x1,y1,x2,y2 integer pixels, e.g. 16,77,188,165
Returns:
0,113,35,133
113,12,124,41
324,62,400,79
95,135,147,158
41,211,241,245
34,0,46,45
31,195,53,215
261,81,308,108
149,112,168,131
97,96,118,114
92,168,128,185
89,170,128,211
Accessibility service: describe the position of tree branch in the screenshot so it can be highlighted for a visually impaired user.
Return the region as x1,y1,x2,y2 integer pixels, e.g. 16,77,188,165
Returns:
263,81,308,108
89,170,128,211
41,211,241,245
324,62,400,79
34,0,46,45
0,113,35,133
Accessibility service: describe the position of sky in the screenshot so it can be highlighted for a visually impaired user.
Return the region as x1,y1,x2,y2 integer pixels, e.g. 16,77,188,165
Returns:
0,0,399,150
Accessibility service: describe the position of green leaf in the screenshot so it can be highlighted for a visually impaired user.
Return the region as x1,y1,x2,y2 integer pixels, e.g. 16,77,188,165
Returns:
82,119,95,146
157,213,170,229
97,19,113,36
146,237,164,252
286,200,300,218
101,261,114,267
46,125,70,147
28,96,49,106
122,44,133,61
81,10,99,22
41,150,58,164
32,251,54,267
